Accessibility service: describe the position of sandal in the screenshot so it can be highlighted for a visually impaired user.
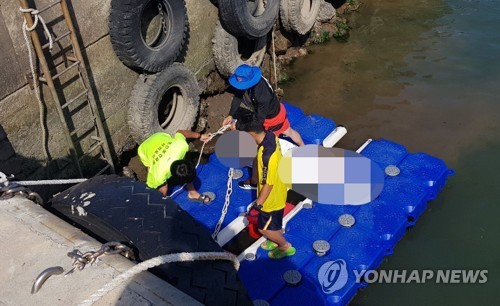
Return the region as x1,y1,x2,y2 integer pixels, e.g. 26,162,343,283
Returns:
260,240,278,251
188,194,212,204
268,246,296,259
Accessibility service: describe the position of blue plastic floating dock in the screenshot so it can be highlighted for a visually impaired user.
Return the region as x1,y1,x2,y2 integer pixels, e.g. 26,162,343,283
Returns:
171,102,453,305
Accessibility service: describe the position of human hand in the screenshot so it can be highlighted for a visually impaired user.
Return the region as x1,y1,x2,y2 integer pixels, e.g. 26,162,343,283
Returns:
200,133,211,142
158,185,168,197
222,115,233,126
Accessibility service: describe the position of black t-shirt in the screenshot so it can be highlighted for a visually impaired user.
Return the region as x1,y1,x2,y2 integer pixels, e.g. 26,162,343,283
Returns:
229,77,280,125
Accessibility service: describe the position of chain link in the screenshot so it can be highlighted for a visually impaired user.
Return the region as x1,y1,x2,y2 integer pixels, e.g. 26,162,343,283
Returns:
67,242,133,272
212,168,234,240
0,174,43,205
157,1,169,35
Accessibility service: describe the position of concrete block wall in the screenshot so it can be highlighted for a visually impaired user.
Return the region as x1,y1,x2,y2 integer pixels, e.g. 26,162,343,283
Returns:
0,0,218,178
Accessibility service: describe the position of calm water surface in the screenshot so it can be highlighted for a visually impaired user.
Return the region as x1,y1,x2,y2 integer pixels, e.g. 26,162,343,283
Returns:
283,0,499,304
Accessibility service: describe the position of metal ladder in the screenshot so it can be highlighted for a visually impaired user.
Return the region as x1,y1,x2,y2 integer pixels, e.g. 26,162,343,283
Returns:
19,0,115,177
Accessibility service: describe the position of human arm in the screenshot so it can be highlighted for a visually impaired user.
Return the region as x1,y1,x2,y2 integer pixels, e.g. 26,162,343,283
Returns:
223,94,243,126
227,93,243,117
177,130,210,140
254,81,272,126
255,183,273,206
158,184,168,197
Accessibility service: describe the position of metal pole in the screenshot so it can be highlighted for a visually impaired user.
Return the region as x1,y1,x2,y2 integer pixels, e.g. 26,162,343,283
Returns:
59,0,116,173
18,0,83,177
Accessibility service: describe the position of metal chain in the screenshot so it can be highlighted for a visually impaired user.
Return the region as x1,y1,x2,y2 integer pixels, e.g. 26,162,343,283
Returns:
0,172,43,205
67,242,133,272
157,1,168,35
211,168,234,241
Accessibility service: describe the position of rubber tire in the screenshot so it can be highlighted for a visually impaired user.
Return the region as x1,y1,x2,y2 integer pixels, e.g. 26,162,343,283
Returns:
0,125,22,177
218,0,280,39
280,0,321,34
49,175,252,306
128,63,200,144
109,0,188,72
213,21,267,77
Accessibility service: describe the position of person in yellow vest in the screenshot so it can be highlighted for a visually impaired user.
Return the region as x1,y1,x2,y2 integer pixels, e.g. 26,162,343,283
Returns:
236,116,296,259
138,130,212,203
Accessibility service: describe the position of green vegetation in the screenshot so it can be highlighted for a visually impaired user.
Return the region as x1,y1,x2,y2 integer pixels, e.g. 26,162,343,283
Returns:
320,31,331,43
311,31,331,44
333,22,350,42
277,72,295,85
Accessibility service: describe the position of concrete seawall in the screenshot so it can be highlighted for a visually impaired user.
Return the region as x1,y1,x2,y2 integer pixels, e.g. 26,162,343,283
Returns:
0,0,218,178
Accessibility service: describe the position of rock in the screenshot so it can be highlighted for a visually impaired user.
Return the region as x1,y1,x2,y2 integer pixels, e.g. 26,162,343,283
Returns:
278,47,308,65
261,53,282,87
202,70,228,95
274,30,292,55
317,0,337,22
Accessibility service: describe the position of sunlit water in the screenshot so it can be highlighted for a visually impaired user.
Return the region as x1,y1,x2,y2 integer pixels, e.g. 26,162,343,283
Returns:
283,0,499,304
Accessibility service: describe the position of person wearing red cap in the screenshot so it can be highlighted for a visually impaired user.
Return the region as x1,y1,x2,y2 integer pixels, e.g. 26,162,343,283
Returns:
222,64,304,190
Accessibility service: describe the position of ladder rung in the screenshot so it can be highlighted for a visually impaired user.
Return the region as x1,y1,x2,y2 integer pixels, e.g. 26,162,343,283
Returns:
81,141,104,157
66,56,78,62
39,61,80,82
94,164,111,177
42,31,71,50
38,0,62,14
62,90,88,109
70,119,96,136
90,136,102,142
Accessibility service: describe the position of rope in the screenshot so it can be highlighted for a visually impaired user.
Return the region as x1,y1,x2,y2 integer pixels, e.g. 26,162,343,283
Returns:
167,124,232,200
19,7,54,163
271,25,278,90
79,252,239,306
211,168,234,240
14,178,88,186
2,125,231,193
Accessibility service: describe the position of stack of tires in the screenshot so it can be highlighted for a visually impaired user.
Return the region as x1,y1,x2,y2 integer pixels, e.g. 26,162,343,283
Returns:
102,1,322,304
109,0,199,144
108,0,322,143
213,0,322,77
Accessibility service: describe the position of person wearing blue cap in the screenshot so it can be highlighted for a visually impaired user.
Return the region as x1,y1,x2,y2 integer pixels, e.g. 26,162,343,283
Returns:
222,64,304,190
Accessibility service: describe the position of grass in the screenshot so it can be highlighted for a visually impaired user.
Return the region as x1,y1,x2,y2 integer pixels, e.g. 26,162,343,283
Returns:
277,72,295,85
333,22,351,42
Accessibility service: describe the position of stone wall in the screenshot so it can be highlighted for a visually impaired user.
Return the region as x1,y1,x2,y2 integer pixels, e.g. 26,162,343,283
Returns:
0,0,218,178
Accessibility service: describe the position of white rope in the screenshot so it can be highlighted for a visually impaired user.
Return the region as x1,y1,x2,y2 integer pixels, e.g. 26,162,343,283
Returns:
79,252,239,306
19,8,54,50
2,125,232,192
0,172,8,186
196,123,232,168
271,25,278,90
211,168,234,240
19,7,54,163
167,124,232,200
14,178,88,186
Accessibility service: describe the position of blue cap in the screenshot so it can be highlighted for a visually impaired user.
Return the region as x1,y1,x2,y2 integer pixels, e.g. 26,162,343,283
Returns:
229,64,262,90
